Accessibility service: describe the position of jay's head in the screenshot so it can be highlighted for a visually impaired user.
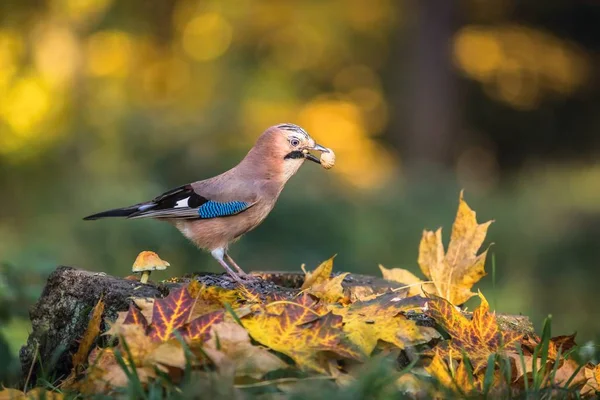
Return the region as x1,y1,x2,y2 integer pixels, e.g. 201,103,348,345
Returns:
273,123,329,163
249,123,331,181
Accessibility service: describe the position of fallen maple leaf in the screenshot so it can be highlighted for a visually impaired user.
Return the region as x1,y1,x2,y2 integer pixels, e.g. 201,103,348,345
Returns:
426,292,521,372
242,299,363,373
331,293,438,355
181,310,225,341
426,352,481,395
0,388,64,400
148,286,196,341
381,192,492,305
379,265,434,297
581,363,600,396
77,284,229,394
202,322,288,379
548,334,578,360
72,297,105,373
301,257,336,290
300,257,349,304
553,358,588,391
129,282,241,325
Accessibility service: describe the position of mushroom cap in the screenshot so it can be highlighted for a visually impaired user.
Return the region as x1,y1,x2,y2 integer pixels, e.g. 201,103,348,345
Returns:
132,251,170,272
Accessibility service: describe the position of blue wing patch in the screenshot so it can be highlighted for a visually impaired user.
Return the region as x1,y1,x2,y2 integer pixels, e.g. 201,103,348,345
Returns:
198,201,249,219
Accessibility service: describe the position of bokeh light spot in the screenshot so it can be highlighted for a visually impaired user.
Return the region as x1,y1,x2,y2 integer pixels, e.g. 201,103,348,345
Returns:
86,31,133,77
182,13,233,62
34,26,79,87
298,98,396,189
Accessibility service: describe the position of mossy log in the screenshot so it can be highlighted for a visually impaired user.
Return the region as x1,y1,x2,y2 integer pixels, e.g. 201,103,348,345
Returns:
19,266,534,385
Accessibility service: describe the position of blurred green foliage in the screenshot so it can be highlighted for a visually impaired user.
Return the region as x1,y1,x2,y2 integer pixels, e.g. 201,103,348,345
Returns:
1,0,600,379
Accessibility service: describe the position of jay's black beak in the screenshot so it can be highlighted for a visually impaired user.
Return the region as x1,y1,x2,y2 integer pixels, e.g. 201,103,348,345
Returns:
303,143,329,164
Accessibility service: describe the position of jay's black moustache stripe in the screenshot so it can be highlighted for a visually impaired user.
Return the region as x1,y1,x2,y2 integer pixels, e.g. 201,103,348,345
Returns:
284,150,321,164
284,150,305,160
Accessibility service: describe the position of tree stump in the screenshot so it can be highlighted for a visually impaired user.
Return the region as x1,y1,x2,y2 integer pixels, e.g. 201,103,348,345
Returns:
19,266,534,385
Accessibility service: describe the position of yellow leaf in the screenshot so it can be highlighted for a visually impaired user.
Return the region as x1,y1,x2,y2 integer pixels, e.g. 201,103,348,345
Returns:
426,352,483,396
346,285,378,302
0,388,64,400
242,299,363,373
425,352,455,390
0,388,26,400
301,257,348,304
418,191,492,305
332,293,438,355
24,389,64,400
72,297,105,372
307,273,349,304
378,265,435,297
301,256,335,290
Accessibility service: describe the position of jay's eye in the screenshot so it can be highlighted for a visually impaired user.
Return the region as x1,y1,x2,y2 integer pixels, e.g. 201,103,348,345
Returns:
290,138,300,147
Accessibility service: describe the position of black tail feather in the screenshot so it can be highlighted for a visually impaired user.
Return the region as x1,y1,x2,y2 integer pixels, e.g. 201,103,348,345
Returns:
83,206,140,220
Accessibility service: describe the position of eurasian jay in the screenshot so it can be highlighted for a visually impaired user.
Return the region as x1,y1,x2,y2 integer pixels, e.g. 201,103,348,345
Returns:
84,123,332,283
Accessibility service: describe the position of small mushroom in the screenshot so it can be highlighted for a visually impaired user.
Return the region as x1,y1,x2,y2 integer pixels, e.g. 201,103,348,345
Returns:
132,251,170,284
320,148,335,169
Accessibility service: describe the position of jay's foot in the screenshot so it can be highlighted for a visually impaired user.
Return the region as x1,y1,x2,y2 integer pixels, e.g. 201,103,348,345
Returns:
225,271,262,285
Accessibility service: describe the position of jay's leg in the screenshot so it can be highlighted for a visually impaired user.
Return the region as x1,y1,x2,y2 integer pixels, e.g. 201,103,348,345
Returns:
225,253,247,276
211,248,244,283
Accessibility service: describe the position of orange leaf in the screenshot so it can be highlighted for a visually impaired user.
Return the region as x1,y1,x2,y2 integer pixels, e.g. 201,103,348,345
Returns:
180,310,225,342
548,334,577,360
148,286,195,341
71,297,105,373
426,292,521,371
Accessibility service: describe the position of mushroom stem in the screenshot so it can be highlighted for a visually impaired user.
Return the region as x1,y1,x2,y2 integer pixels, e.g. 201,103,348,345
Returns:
140,271,150,284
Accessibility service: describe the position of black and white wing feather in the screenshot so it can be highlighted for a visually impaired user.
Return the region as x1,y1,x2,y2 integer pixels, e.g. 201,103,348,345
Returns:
84,184,253,221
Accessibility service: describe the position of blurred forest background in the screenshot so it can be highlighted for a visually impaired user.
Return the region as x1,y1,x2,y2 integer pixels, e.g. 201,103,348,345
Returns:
1,0,599,381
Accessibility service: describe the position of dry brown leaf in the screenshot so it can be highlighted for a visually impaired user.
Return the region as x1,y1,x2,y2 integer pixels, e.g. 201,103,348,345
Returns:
203,322,287,379
552,358,588,390
508,353,552,385
146,341,187,370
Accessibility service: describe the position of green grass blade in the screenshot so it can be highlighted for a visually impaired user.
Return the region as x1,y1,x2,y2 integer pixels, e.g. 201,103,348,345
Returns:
482,353,497,396
534,315,552,390
224,302,243,326
516,344,529,392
